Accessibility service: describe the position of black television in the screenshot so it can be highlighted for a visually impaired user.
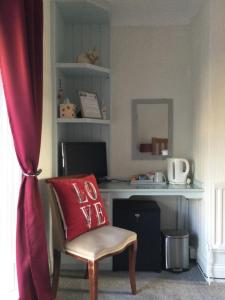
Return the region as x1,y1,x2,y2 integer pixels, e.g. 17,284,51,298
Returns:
59,142,108,181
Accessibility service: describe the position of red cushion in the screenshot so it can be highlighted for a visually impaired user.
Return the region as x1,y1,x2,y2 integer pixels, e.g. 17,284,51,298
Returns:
49,174,109,240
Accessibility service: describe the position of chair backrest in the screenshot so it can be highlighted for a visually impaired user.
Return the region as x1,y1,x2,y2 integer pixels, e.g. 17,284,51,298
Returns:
46,181,65,252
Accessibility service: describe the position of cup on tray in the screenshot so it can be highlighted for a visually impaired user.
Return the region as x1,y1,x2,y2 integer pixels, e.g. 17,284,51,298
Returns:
154,171,166,184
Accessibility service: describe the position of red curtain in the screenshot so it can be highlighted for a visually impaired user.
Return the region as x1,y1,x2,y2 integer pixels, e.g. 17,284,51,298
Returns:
0,1,53,299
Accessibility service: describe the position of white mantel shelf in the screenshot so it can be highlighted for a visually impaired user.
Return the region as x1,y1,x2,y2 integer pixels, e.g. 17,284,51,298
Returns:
99,181,204,199
57,118,110,124
56,63,110,77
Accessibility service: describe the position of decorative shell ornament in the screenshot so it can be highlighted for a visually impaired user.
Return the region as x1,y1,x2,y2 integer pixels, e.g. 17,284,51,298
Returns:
76,47,100,65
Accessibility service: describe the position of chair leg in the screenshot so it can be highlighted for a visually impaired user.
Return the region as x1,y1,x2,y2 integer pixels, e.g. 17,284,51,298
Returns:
88,260,98,300
52,249,61,299
129,241,137,295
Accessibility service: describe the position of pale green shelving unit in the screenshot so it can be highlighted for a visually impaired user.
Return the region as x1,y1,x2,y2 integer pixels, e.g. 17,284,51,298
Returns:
52,0,111,175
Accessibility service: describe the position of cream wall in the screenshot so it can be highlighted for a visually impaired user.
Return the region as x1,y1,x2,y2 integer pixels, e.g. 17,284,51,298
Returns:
39,0,52,180
191,0,225,190
190,0,225,278
209,0,225,181
189,0,211,277
110,26,192,177
39,0,53,270
191,0,211,182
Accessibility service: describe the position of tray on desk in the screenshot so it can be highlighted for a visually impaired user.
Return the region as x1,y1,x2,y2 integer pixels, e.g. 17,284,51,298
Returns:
130,180,167,185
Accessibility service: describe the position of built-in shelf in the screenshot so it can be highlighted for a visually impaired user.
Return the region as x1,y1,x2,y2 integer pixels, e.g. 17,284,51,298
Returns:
57,117,110,125
56,63,110,77
53,0,111,176
55,0,111,24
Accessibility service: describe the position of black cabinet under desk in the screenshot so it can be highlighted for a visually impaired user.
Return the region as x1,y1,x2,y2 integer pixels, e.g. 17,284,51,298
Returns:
113,197,161,272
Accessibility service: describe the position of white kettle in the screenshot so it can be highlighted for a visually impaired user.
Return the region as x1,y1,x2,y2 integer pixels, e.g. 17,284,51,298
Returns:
167,158,190,184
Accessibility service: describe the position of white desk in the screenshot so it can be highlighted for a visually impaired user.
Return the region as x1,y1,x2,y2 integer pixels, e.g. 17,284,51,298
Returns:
99,181,203,198
99,181,203,229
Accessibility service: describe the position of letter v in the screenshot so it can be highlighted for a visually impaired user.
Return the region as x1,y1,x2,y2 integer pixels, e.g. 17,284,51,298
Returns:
80,205,92,228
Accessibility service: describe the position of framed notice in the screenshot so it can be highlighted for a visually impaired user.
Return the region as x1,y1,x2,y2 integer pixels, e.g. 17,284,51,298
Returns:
79,91,102,119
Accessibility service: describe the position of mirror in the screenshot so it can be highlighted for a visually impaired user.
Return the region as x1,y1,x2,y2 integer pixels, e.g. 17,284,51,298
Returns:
132,99,173,160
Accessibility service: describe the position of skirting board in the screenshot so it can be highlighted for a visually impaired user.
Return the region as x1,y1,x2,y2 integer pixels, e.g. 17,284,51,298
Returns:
198,249,225,280
197,250,208,278
194,181,225,280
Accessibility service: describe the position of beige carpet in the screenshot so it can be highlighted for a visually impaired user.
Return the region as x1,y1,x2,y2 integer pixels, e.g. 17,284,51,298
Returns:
57,265,225,300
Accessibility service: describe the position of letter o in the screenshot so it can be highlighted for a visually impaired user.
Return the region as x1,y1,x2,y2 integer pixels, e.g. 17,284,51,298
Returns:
84,181,97,201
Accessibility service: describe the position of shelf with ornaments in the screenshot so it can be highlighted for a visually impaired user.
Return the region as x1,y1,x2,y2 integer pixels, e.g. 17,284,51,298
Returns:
52,0,111,176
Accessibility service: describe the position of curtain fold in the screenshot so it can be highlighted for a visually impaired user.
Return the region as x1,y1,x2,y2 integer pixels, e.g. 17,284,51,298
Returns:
0,1,53,299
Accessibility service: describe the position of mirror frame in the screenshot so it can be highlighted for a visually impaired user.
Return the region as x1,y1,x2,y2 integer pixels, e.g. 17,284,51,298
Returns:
132,98,173,160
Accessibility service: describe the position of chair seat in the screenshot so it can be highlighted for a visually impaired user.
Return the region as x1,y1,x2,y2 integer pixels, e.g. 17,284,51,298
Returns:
65,225,137,261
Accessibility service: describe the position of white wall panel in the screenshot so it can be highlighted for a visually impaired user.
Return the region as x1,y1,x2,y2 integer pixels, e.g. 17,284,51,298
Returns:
212,184,225,249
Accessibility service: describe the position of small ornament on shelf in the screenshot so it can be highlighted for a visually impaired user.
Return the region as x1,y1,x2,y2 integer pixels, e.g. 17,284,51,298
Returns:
79,91,101,119
57,87,64,101
101,103,107,120
59,98,77,118
76,47,100,65
57,79,64,101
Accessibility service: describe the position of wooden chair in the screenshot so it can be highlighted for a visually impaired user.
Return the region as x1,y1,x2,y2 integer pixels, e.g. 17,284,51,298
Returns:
46,179,137,300
152,137,168,155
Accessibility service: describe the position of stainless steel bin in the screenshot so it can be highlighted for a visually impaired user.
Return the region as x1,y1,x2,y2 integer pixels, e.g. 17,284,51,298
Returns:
163,230,189,272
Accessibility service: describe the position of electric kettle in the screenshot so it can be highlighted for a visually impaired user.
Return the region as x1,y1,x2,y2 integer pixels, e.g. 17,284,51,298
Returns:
167,158,190,184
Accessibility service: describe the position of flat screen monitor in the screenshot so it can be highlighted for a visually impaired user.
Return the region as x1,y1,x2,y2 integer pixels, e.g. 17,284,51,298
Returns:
60,142,108,181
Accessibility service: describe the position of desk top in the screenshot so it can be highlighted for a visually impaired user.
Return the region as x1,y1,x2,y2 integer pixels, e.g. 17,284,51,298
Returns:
99,181,203,199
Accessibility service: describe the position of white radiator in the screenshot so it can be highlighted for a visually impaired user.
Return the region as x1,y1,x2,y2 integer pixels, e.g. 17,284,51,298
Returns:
212,184,225,249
